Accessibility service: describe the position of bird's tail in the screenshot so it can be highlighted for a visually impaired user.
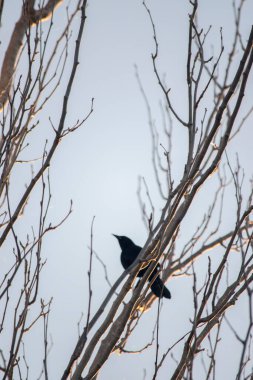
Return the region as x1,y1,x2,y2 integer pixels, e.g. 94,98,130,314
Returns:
150,276,171,299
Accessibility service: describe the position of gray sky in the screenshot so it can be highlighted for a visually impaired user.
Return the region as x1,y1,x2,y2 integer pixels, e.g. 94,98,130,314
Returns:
1,0,253,379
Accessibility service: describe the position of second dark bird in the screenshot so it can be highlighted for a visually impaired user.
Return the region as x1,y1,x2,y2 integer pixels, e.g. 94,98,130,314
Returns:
113,235,171,299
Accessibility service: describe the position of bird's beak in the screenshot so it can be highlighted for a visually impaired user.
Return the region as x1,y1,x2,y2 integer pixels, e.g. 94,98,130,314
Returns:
112,234,119,240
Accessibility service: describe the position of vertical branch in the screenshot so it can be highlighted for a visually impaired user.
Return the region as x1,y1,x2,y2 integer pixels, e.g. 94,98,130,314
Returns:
185,0,197,175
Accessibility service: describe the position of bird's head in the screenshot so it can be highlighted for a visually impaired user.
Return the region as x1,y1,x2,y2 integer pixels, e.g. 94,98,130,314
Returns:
112,234,135,250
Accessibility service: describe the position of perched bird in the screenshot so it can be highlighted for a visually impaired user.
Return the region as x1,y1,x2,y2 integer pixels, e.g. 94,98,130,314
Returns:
113,235,171,299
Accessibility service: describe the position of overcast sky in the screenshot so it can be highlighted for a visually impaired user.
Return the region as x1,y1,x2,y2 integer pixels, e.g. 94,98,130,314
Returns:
2,0,253,379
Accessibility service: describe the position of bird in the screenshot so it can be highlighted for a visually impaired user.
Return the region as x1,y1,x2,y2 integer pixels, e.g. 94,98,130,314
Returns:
113,235,171,299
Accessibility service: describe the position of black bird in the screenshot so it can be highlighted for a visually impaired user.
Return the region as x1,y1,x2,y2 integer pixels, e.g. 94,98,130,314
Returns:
113,235,171,299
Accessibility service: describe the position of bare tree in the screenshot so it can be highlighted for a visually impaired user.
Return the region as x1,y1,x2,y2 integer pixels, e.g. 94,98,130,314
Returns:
1,0,253,380
0,0,91,378
62,1,253,379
